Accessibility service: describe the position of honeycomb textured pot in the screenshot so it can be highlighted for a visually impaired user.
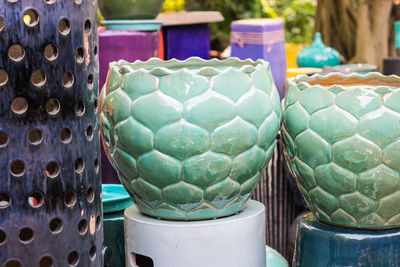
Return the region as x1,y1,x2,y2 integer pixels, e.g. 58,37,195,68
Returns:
100,57,281,220
282,72,400,229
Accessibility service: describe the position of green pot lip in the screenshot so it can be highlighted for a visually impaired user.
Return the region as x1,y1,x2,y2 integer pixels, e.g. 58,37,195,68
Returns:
109,56,271,77
287,71,400,90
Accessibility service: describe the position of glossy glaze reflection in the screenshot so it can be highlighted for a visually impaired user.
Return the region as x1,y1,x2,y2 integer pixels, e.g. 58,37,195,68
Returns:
100,57,281,220
282,72,400,229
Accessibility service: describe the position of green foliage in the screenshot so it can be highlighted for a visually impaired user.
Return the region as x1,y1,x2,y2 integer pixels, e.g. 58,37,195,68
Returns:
162,0,316,49
163,0,185,12
282,0,316,44
185,0,267,51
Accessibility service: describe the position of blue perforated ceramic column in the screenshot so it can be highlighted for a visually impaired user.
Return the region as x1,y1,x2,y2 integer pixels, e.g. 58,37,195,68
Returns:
0,0,102,266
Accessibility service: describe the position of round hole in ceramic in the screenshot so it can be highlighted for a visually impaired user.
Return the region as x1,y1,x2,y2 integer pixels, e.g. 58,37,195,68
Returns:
67,251,79,266
0,69,8,86
39,256,54,267
58,18,71,36
44,44,59,61
0,193,11,208
11,97,28,115
28,128,43,145
18,227,34,243
77,218,88,235
49,218,63,234
31,69,47,87
28,191,44,208
23,9,39,27
45,161,60,178
8,44,25,62
9,159,26,177
60,128,72,143
46,98,61,116
64,191,77,208
0,131,9,148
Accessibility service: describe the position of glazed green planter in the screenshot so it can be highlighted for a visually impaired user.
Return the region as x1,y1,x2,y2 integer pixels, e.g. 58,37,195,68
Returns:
99,0,165,20
282,72,400,229
100,57,281,220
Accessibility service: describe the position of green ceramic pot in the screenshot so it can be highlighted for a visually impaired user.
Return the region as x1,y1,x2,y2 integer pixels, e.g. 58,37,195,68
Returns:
100,57,281,220
282,72,400,229
99,0,165,20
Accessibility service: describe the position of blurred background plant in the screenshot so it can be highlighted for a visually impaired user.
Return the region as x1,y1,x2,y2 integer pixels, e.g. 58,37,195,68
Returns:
163,0,185,12
163,0,316,51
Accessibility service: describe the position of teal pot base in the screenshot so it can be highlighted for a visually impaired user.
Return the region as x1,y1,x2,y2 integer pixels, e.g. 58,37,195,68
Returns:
119,171,256,220
294,213,400,266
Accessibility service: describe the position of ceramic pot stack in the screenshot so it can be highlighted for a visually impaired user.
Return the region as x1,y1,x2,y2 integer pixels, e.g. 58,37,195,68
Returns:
282,72,400,266
98,0,164,185
102,184,133,267
100,57,282,266
0,0,102,266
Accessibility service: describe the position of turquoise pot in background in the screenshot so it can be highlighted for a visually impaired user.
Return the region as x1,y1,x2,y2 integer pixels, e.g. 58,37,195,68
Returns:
297,33,340,68
100,57,281,220
395,21,400,50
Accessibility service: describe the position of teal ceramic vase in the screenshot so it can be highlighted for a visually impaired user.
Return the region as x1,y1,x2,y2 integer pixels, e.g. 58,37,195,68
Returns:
395,21,400,50
282,72,400,229
297,33,340,68
99,0,165,20
99,57,281,220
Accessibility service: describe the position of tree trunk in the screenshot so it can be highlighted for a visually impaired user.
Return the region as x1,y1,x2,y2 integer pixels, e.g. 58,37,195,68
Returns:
314,0,358,61
350,0,393,70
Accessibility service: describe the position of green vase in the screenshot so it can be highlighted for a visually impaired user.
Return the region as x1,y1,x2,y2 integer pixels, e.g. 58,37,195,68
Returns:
99,0,165,20
297,33,340,68
282,72,400,229
100,57,281,220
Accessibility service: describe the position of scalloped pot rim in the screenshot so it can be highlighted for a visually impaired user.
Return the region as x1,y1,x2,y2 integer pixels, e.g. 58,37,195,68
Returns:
288,72,400,91
108,57,271,77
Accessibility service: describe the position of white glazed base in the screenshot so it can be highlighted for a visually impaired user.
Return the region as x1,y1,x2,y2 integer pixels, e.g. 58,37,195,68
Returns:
124,200,266,267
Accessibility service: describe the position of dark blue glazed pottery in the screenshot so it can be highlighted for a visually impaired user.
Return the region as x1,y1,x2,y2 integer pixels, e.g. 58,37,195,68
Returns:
163,24,211,60
0,0,102,266
294,213,400,267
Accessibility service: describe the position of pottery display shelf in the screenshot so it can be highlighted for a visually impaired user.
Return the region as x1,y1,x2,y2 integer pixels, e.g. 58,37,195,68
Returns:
282,72,400,266
125,200,266,267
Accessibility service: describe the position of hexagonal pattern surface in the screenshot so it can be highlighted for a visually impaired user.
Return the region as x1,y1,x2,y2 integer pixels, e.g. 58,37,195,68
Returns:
100,58,281,220
283,73,400,229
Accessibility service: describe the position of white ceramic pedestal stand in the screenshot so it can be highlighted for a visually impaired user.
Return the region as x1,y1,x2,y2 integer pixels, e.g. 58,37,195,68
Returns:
124,200,266,267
